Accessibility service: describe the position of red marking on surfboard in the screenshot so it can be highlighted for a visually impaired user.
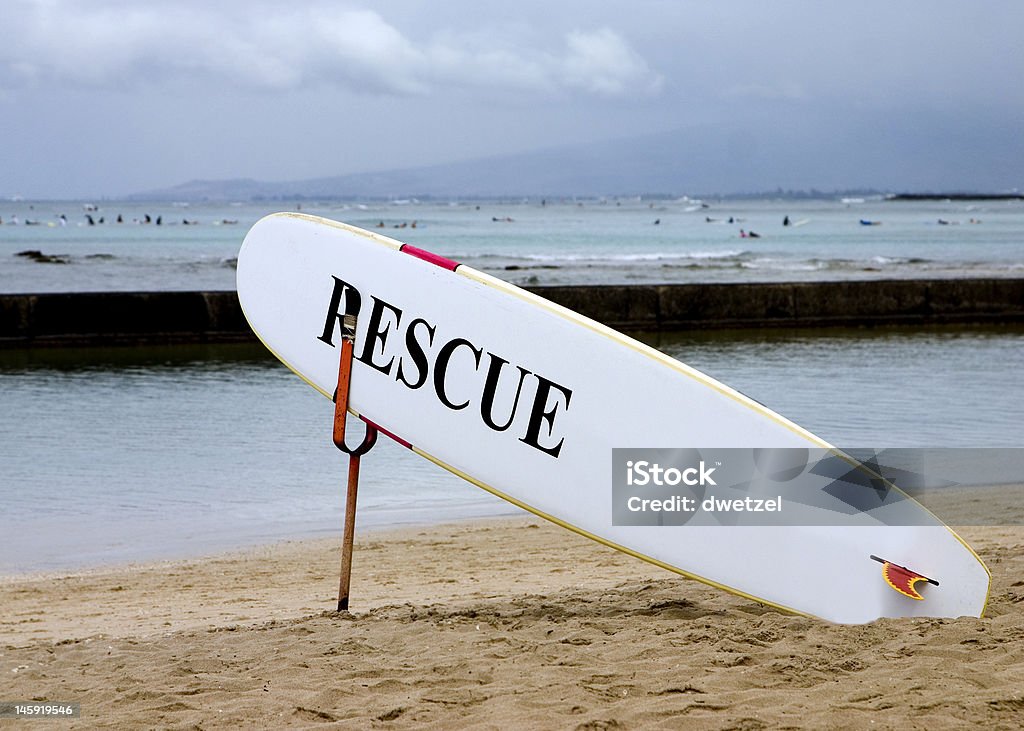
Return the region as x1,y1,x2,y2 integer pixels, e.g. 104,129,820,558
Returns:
361,417,413,449
401,244,460,271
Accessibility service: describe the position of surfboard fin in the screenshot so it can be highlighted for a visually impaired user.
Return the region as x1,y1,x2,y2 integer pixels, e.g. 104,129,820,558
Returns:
870,555,939,600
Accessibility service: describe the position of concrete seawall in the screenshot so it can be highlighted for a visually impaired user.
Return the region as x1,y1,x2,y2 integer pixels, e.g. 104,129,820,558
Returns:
1,278,1022,347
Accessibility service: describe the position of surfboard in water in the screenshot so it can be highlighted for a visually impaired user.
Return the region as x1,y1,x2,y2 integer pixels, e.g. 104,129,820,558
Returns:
236,212,989,623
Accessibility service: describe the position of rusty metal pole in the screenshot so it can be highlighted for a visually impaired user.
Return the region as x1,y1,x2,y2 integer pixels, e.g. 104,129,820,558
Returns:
337,452,361,611
332,314,377,612
332,319,356,451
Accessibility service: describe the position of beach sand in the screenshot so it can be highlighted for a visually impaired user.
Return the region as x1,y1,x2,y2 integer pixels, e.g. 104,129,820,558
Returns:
4,497,1024,729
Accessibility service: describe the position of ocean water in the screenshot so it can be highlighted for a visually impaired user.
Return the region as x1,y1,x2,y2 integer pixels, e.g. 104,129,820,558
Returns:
1,196,1022,573
1,326,1022,574
1,196,1022,291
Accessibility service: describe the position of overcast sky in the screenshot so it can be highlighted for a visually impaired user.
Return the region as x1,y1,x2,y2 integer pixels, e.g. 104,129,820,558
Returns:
1,0,1022,198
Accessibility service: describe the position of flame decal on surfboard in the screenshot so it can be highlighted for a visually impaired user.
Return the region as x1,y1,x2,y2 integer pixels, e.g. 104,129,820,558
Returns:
870,555,939,600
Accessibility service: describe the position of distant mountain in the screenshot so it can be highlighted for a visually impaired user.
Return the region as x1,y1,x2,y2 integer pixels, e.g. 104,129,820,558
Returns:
129,128,734,201
129,120,1021,201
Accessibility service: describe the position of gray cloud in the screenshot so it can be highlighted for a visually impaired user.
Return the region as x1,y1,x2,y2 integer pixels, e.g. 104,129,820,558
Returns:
0,1,662,98
0,0,1020,198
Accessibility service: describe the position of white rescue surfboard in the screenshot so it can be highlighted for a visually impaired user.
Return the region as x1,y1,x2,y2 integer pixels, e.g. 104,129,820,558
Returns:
237,213,989,623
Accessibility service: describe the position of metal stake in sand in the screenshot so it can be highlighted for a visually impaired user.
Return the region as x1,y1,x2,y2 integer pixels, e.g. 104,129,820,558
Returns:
332,313,378,612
